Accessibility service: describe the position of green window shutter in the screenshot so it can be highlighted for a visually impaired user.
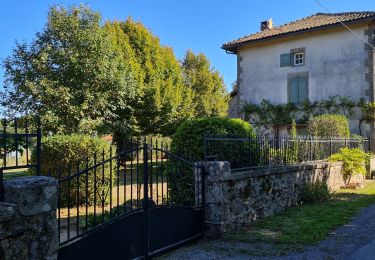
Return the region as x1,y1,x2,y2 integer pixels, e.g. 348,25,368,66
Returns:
289,78,299,104
298,77,308,103
280,53,291,67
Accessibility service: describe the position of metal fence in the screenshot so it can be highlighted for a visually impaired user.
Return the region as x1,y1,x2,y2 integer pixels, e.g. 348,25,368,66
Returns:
204,135,371,172
0,118,42,200
54,139,203,247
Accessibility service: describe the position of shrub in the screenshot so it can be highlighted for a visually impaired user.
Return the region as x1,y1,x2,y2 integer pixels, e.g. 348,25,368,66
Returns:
329,147,370,184
172,117,255,160
308,114,350,138
302,182,331,203
170,117,255,205
32,134,113,208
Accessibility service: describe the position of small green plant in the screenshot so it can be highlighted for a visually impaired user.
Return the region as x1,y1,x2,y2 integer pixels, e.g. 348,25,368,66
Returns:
329,148,370,184
291,119,297,139
301,182,331,203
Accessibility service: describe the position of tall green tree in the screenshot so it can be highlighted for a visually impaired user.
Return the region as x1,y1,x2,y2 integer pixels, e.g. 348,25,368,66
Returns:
2,5,229,140
105,19,194,136
182,50,229,118
1,6,139,135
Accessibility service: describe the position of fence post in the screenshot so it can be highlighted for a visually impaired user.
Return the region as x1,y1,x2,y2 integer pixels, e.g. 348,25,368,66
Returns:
143,142,149,257
3,119,7,168
36,119,42,176
309,136,313,161
283,136,287,166
203,134,207,162
0,169,3,201
248,136,252,167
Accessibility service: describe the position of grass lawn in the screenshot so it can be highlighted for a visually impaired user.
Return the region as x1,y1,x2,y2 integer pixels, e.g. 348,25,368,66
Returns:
2,169,30,179
223,180,375,255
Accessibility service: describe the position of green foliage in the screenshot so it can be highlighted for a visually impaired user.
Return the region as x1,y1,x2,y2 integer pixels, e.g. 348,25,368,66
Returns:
359,99,375,120
172,117,255,160
170,117,254,204
302,182,331,203
242,96,366,128
308,114,350,138
2,6,138,136
242,100,296,126
339,96,356,118
33,134,113,207
329,148,369,184
301,99,318,122
2,6,228,142
181,50,229,119
105,20,194,137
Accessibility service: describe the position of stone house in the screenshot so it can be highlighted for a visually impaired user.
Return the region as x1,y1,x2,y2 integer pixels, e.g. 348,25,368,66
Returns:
224,12,375,137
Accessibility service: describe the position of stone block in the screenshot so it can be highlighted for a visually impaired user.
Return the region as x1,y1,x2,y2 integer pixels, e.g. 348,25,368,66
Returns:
4,176,58,216
0,176,58,260
0,203,16,222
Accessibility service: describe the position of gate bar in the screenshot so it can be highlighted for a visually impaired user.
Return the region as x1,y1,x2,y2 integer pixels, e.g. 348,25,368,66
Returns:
143,142,150,257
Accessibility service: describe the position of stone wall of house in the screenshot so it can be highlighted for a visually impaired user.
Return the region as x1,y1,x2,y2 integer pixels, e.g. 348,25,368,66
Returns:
228,94,239,118
195,161,364,238
236,23,370,135
0,176,58,259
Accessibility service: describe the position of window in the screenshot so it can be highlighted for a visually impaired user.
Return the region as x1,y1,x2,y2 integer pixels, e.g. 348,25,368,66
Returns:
294,52,304,66
280,48,305,67
288,76,308,104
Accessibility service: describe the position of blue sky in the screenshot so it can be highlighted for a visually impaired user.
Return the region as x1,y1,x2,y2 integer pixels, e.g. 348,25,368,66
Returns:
0,0,374,91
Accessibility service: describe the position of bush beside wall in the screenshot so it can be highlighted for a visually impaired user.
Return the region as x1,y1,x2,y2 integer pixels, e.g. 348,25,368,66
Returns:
33,134,113,207
170,117,255,205
308,114,350,138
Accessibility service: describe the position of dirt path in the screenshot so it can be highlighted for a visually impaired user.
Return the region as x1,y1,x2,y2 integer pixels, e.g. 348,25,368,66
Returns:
164,203,375,260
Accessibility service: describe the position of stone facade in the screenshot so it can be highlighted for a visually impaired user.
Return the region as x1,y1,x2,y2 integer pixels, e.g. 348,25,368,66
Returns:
197,161,364,238
0,176,58,260
228,22,375,137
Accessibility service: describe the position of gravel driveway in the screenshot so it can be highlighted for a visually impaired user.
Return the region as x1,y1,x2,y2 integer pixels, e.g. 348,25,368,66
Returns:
163,203,375,260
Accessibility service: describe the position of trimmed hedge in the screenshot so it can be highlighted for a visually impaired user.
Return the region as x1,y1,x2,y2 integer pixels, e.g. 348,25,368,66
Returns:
33,134,113,208
308,114,350,138
170,117,255,205
172,117,255,160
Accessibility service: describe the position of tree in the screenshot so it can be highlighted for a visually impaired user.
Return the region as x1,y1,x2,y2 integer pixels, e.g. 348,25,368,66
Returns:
181,50,229,118
1,6,139,136
2,6,229,140
104,19,194,137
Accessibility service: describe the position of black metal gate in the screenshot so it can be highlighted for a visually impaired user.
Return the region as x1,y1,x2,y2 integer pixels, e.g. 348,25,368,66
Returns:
0,118,42,201
57,141,205,259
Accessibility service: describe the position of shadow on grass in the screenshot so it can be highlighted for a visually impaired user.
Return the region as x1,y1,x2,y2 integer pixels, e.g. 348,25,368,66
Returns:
221,180,375,256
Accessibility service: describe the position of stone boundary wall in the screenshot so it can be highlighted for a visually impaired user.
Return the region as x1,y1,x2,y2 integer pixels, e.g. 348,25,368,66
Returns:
195,161,364,238
0,176,58,259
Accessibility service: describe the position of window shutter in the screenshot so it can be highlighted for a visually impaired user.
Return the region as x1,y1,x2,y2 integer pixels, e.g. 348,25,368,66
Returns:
298,77,308,103
289,78,299,103
280,53,291,67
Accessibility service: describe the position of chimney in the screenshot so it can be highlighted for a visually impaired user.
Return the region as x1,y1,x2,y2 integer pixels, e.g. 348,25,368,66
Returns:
261,18,273,31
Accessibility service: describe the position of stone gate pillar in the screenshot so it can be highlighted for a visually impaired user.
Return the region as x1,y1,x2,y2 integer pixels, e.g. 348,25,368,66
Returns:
0,176,58,259
194,161,231,239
